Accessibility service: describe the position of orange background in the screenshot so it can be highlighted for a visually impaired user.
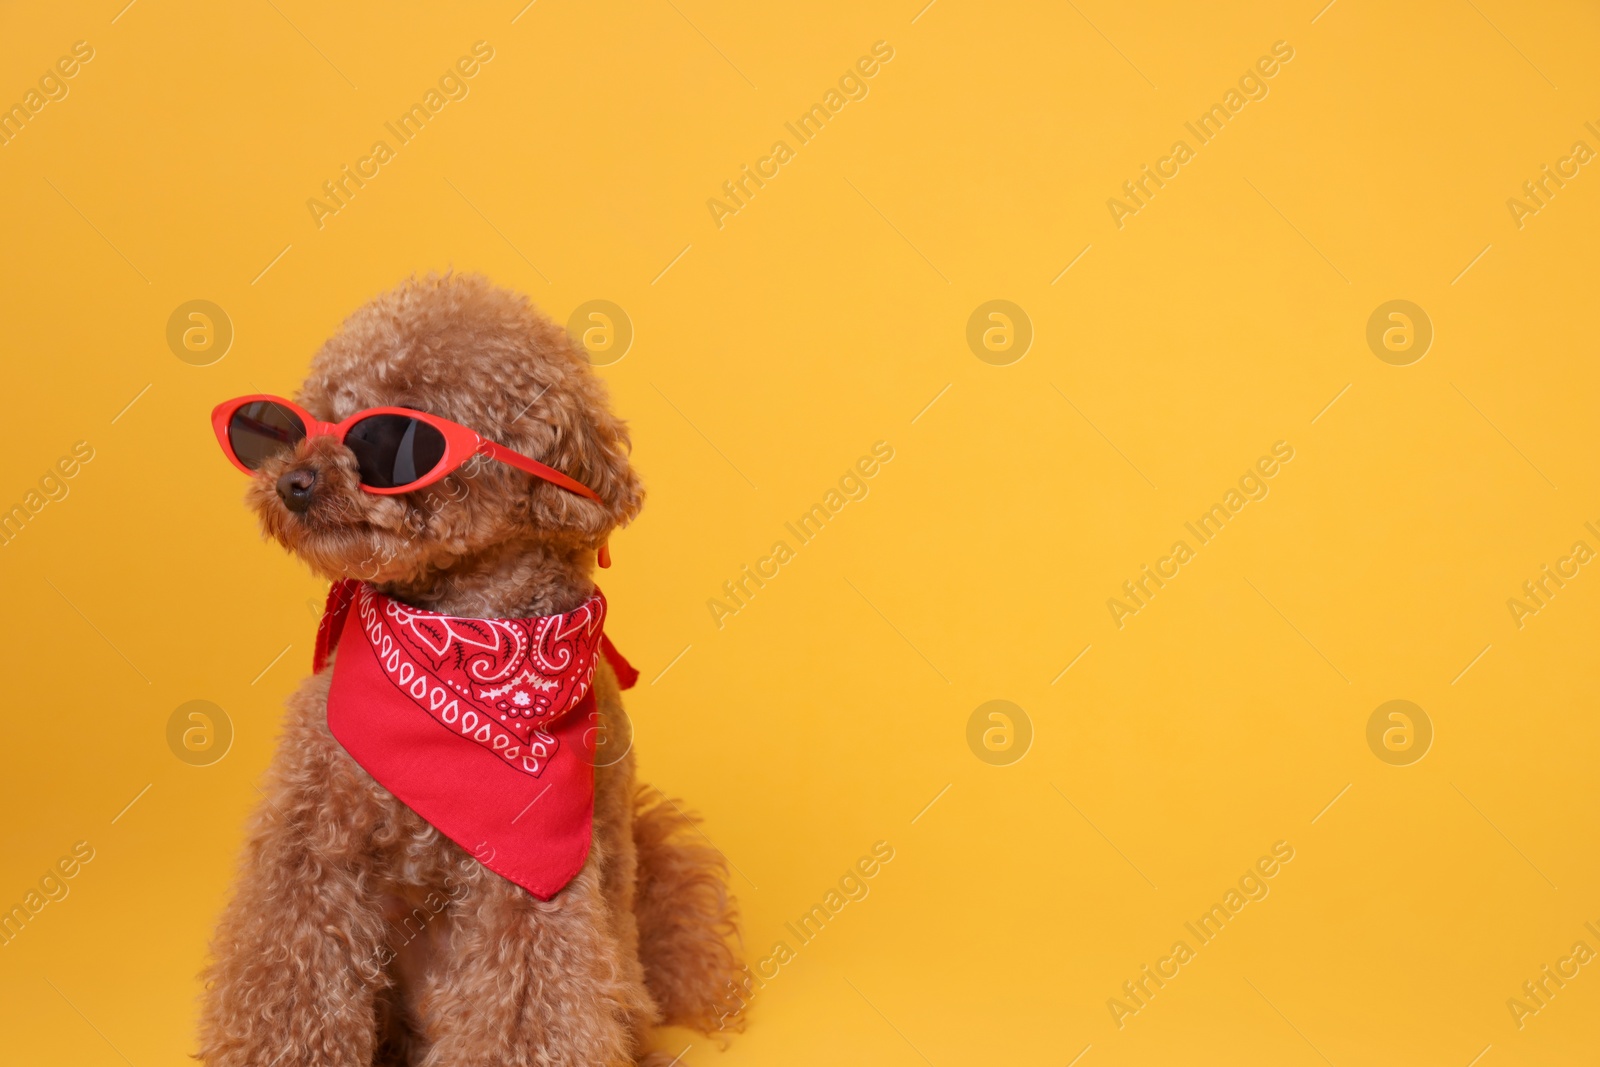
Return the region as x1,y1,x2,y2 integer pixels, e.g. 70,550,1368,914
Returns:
2,1,1598,1064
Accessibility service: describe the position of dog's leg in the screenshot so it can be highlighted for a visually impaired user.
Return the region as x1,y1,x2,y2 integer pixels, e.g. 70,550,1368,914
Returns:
415,679,656,1065
198,682,392,1067
632,788,746,1035
413,859,643,1067
197,788,389,1063
197,836,388,1067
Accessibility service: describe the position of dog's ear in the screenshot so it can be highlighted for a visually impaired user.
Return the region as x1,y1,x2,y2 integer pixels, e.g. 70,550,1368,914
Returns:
525,377,643,541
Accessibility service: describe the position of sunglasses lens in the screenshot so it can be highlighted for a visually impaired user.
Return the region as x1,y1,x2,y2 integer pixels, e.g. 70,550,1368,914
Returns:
227,401,307,469
345,415,447,489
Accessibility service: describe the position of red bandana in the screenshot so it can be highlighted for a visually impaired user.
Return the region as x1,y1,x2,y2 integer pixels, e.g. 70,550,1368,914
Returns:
313,579,637,900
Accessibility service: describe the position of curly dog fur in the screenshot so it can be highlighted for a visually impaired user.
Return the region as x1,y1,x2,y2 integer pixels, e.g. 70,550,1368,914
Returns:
197,274,744,1066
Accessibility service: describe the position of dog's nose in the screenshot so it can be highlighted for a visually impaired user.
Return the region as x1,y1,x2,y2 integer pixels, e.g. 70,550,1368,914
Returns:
276,468,317,513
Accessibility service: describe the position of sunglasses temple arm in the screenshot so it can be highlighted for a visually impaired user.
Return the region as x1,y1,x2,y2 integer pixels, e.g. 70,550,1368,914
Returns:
475,440,604,504
476,440,613,568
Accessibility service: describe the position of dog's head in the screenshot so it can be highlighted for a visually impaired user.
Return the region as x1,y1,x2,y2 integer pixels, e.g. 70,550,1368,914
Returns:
243,273,642,596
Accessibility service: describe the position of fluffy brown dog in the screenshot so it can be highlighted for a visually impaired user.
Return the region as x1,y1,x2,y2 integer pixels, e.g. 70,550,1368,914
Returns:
198,273,743,1066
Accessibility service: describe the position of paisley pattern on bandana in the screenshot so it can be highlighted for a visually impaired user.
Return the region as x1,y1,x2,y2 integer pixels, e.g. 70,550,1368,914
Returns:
352,585,607,776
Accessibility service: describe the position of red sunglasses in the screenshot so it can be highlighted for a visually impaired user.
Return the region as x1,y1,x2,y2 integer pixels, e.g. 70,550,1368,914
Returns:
211,393,603,503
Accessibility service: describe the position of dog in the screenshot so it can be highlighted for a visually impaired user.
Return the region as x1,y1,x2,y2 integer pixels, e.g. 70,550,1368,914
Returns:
197,273,743,1066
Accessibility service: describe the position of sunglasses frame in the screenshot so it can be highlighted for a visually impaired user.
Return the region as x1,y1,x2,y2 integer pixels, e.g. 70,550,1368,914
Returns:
210,393,602,503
